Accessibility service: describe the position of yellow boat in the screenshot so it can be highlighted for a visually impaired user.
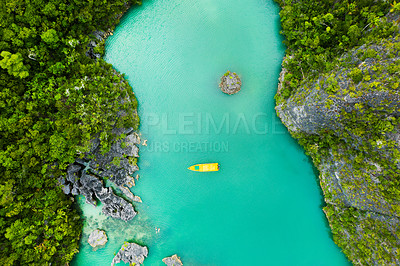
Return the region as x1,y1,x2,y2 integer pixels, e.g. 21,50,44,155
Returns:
188,163,220,172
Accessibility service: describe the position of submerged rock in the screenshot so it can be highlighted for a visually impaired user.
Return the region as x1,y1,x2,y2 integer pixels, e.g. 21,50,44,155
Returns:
162,254,183,266
88,229,108,248
111,242,148,266
219,71,242,95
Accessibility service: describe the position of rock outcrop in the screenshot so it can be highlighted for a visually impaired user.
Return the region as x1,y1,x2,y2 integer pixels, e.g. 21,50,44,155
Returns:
162,254,183,266
60,129,141,221
88,229,108,248
276,41,400,136
219,71,242,95
111,242,148,266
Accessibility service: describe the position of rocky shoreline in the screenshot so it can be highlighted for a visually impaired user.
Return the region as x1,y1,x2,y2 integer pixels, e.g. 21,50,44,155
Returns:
60,128,140,221
275,19,400,265
63,3,185,264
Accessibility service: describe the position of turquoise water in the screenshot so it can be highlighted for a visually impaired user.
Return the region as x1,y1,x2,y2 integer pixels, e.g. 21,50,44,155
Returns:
72,0,350,265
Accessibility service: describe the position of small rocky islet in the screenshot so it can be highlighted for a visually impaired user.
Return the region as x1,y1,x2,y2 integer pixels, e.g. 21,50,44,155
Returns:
111,242,148,266
163,254,183,266
219,70,242,95
88,229,108,248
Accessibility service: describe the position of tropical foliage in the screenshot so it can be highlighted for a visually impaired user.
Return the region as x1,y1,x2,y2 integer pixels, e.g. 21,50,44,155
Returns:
275,0,395,102
0,0,141,264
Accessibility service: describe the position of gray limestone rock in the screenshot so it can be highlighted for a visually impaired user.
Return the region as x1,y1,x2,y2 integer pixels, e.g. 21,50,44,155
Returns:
75,158,88,166
79,186,96,207
61,184,71,195
89,138,101,153
93,187,111,202
88,40,97,48
219,71,242,95
112,127,135,137
118,185,135,201
111,138,139,157
102,196,136,221
92,30,105,41
111,242,148,266
71,187,80,196
88,229,108,248
162,254,183,266
79,174,136,221
125,132,140,145
67,164,82,174
66,171,79,184
61,128,139,222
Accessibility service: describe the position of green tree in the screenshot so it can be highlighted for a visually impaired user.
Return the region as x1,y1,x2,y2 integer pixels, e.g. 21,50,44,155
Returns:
348,25,361,45
0,0,142,264
41,29,59,44
0,51,29,79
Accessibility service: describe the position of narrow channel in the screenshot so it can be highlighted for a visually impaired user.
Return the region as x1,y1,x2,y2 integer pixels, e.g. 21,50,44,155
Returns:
73,0,349,264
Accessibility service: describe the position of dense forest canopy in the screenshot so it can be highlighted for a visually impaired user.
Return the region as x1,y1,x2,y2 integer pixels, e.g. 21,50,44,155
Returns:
275,0,396,100
0,0,141,264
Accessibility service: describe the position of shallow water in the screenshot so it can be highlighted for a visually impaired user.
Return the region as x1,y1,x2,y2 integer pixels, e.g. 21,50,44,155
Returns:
72,0,349,265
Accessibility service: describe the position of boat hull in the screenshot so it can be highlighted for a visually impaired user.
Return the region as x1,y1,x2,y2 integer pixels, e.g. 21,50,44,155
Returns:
188,163,219,172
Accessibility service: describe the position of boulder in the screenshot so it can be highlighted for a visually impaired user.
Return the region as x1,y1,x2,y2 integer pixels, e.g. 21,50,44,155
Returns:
101,189,136,221
58,176,65,185
88,229,108,248
92,30,105,41
162,254,183,266
125,133,140,145
61,184,71,195
67,164,82,174
79,187,96,207
112,242,148,266
66,171,79,184
71,187,80,196
89,138,100,153
219,71,242,95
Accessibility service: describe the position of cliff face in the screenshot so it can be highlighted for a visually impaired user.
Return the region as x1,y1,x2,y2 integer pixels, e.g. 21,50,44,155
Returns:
277,40,400,136
275,5,400,264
